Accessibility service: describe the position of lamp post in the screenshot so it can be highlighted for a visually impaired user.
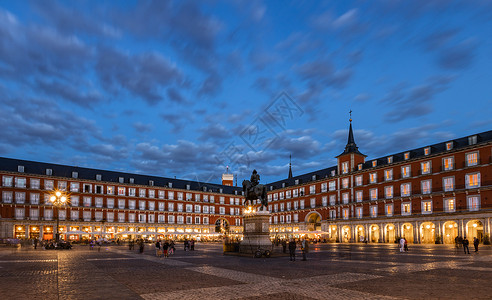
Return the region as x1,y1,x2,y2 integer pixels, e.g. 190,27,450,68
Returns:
50,190,68,242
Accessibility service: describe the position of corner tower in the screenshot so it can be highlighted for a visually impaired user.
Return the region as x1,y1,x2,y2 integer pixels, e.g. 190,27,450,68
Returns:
221,166,234,186
335,112,366,174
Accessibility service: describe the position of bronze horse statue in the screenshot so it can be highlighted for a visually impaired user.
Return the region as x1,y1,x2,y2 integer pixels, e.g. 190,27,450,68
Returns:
242,180,268,211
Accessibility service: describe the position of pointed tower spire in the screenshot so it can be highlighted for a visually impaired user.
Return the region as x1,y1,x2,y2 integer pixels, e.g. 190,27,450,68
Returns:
288,154,293,179
337,110,365,157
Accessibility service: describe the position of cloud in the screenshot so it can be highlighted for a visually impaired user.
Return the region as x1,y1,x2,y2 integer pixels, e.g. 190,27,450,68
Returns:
36,79,102,107
296,59,353,89
197,123,232,142
160,113,186,133
132,122,153,133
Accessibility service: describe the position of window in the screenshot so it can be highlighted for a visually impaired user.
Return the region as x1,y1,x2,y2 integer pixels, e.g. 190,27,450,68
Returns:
329,195,336,206
118,187,125,196
274,204,278,212
443,177,454,192
118,199,125,209
384,169,393,181
401,203,411,216
107,186,114,195
168,215,175,224
331,170,336,176
128,188,136,197
71,210,79,220
356,191,363,202
70,182,79,192
107,198,114,208
387,156,393,164
219,207,225,214
369,173,377,184
322,196,327,207
424,147,430,155
385,204,393,216
421,161,431,174
168,203,174,211
95,185,103,194
358,164,363,170
421,180,431,194
15,208,24,220
273,194,278,201
138,214,146,223
443,157,454,171
401,165,411,178
139,200,146,210
95,197,103,208
370,188,378,200
342,178,349,189
83,197,91,207
95,211,103,221
195,217,200,224
177,192,183,200
128,213,135,223
168,191,174,200
30,208,39,220
286,190,291,198
14,192,25,203
128,200,136,209
186,204,192,212
294,201,299,209
446,142,453,150
96,174,102,181
342,193,349,204
139,189,146,197
294,213,299,222
355,207,363,219
309,185,316,194
71,196,79,207
404,152,410,160
15,177,26,188
384,186,393,199
187,193,193,201
44,180,54,190
107,212,114,222
30,193,40,205
465,173,480,189
177,203,183,212
466,152,478,166
444,198,455,212
321,183,327,192
299,187,305,196
468,135,477,145
329,210,336,220
83,211,91,221
342,208,349,220
129,178,134,184
329,181,336,191
158,190,165,199
44,209,53,220
148,201,155,210
280,203,285,211
158,202,165,211
300,200,305,209
203,217,209,225
370,206,378,218
293,189,298,197
148,190,155,198
372,160,377,167
401,183,411,197
72,171,78,178
355,176,363,186
467,195,480,211
342,162,349,174
46,169,52,176
422,200,432,214
118,213,125,222
30,179,40,189
195,194,201,201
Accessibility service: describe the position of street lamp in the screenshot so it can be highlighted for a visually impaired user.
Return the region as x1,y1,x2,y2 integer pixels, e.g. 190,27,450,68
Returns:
50,190,69,242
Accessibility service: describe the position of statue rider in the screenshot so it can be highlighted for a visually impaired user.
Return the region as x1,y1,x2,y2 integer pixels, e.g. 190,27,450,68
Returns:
250,169,260,187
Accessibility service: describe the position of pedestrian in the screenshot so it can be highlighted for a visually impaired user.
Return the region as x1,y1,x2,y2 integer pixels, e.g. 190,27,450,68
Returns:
190,239,195,251
399,237,405,253
288,239,296,261
163,240,170,258
155,240,161,257
463,237,470,254
404,238,408,252
169,240,175,255
34,238,38,250
301,239,309,261
139,239,144,254
282,240,287,253
458,236,463,248
184,239,188,251
454,236,459,249
473,237,479,252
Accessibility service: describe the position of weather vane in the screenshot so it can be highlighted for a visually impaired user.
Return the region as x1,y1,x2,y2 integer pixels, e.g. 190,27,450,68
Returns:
349,109,353,122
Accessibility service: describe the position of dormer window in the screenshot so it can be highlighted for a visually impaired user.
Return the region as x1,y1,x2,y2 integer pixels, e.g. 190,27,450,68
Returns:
46,169,53,176
331,170,336,176
295,179,299,185
282,183,286,188
234,190,238,195
119,177,124,183
358,164,363,170
342,162,349,174
186,184,190,190
468,135,477,145
18,165,24,172
129,178,134,184
168,182,173,188
387,156,393,164
312,175,317,180
270,186,273,191
404,152,410,160
219,188,223,193
446,142,453,151
72,172,78,178
149,180,154,186
96,174,102,181
424,147,430,156
372,160,377,167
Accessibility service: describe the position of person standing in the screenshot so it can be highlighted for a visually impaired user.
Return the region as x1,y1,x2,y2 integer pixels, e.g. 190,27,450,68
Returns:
155,240,161,257
473,237,479,252
34,238,38,250
282,240,287,253
169,240,175,255
404,238,408,252
399,237,405,253
288,239,296,261
301,239,309,261
463,237,470,254
190,239,195,251
163,240,170,258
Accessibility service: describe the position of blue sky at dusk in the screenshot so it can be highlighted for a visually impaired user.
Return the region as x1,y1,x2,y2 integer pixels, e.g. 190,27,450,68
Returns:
0,0,491,184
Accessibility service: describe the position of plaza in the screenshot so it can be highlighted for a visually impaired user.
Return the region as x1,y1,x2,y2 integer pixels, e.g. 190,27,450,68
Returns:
1,242,492,299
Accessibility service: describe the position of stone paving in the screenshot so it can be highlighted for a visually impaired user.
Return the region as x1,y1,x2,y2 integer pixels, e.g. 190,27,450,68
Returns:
0,243,492,299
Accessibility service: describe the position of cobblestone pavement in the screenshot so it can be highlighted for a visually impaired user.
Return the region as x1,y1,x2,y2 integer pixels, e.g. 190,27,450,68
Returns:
1,243,492,299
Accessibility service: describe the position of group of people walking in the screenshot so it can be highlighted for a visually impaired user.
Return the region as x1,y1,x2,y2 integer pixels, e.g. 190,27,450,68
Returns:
287,238,309,261
154,240,175,257
455,236,480,254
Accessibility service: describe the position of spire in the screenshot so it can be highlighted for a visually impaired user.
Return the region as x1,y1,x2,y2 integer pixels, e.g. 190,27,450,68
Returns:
288,154,293,179
337,110,366,157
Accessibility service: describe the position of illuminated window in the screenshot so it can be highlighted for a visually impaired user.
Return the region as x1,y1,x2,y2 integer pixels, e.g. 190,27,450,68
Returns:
355,175,363,186
445,198,456,212
422,201,432,214
385,204,393,216
466,152,478,166
372,160,377,167
401,165,411,178
342,178,349,189
342,193,349,204
421,180,431,194
370,172,377,183
358,164,363,170
443,157,454,171
443,177,454,191
404,152,410,160
384,169,393,181
355,191,363,202
387,156,393,164
424,147,430,155
446,142,453,150
384,186,393,199
355,207,363,218
118,187,125,196
370,188,378,200
401,203,411,215
370,206,378,218
401,183,411,197
342,162,349,174
421,161,431,174
342,208,349,220
465,173,480,189
467,196,480,211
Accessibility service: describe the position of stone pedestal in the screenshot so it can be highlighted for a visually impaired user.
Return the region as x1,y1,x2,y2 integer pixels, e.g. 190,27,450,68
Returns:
239,210,272,254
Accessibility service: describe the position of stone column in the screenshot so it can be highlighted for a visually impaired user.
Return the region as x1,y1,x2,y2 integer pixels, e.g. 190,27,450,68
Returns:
25,224,30,240
437,221,442,244
414,221,420,244
39,225,44,240
396,222,401,238
365,224,369,243
380,224,385,243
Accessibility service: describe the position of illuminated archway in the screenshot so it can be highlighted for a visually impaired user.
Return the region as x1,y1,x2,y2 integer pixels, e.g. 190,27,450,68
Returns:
356,225,365,242
420,222,435,244
305,212,322,231
385,224,396,243
401,223,414,243
443,221,458,244
466,220,483,242
369,225,379,243
341,226,351,243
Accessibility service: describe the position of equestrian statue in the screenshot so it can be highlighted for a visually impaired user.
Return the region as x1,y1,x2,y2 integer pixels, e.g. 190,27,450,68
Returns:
242,169,268,211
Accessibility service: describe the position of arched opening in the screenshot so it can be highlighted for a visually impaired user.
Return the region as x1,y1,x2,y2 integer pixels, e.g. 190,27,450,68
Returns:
342,226,351,243
466,220,484,242
420,222,435,244
215,218,230,234
443,221,458,244
385,224,396,243
401,223,414,243
356,225,365,242
369,225,379,243
306,212,322,231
